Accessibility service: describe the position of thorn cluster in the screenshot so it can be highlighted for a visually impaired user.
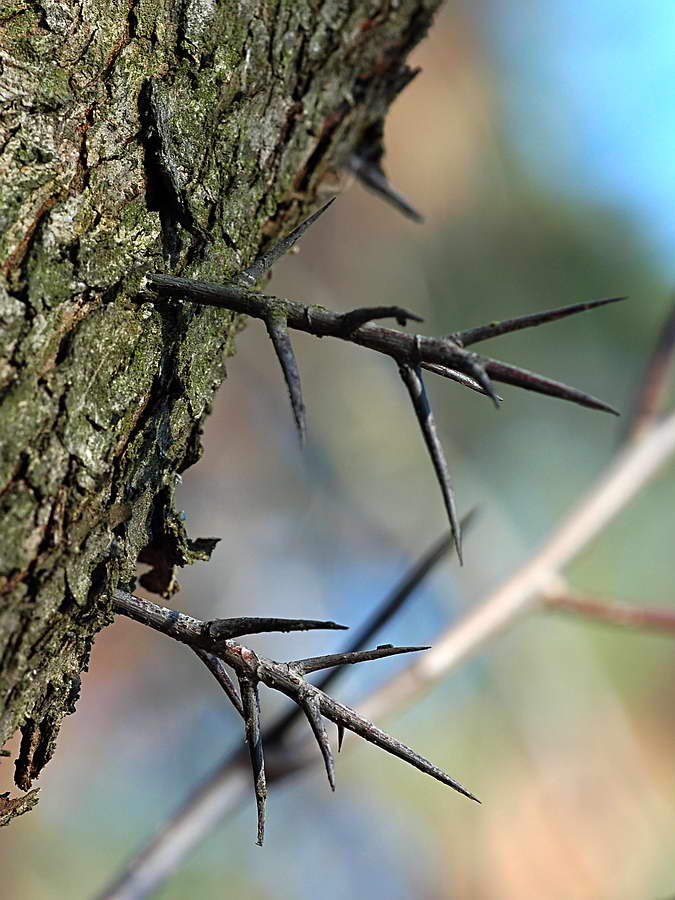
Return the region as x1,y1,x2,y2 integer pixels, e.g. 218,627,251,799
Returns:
146,199,623,560
113,589,478,845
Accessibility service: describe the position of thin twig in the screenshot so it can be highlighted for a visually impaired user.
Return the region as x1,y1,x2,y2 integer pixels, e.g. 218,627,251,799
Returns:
543,589,675,633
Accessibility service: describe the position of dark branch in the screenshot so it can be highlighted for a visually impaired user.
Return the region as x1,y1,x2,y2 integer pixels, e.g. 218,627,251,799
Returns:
145,275,616,416
112,589,478,840
399,363,463,561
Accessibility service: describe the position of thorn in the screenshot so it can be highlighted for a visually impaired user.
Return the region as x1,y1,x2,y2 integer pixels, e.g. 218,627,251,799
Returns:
301,693,336,791
291,645,429,676
207,617,348,641
459,353,500,410
339,305,424,335
458,297,627,347
422,363,503,401
347,154,424,223
194,649,244,718
337,722,345,753
236,198,336,288
238,677,267,845
398,363,463,562
484,358,620,415
265,313,306,444
318,693,479,803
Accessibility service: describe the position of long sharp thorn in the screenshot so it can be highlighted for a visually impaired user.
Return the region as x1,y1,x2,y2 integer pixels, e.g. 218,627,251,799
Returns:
291,645,429,676
236,198,336,287
484,358,619,415
458,296,627,347
347,154,424,223
422,362,503,401
265,314,306,444
318,693,479,803
460,355,500,410
208,617,348,641
337,722,345,753
301,693,336,791
239,677,267,845
339,305,424,335
194,649,244,718
398,363,463,563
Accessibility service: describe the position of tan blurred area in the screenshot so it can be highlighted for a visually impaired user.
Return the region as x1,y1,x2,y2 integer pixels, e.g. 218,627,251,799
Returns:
3,4,675,899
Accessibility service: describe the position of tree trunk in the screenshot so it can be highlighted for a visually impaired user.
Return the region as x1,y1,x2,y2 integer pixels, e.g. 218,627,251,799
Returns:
0,0,440,821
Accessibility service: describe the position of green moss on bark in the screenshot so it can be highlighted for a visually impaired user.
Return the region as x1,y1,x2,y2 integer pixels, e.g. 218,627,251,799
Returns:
0,0,441,820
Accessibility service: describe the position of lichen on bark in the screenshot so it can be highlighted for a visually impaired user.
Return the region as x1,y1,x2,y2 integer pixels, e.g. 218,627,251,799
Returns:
0,0,440,820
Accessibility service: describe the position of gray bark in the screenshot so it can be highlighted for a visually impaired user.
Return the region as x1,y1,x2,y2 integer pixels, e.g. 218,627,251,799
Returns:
0,0,440,821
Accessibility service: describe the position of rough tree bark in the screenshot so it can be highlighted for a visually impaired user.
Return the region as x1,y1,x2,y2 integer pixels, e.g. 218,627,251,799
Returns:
0,0,442,823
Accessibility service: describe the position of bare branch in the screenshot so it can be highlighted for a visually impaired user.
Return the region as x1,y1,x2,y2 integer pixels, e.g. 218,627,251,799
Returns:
399,363,463,561
238,676,266,846
624,295,675,440
543,589,675,633
145,274,618,417
111,588,474,850
236,198,336,288
265,313,306,445
457,296,626,347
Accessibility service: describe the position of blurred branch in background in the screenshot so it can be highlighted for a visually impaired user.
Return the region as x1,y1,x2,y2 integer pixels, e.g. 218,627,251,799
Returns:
543,588,675,634
97,300,675,898
624,295,675,442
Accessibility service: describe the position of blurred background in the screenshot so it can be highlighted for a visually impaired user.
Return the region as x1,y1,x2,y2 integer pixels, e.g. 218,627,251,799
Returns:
3,1,675,897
